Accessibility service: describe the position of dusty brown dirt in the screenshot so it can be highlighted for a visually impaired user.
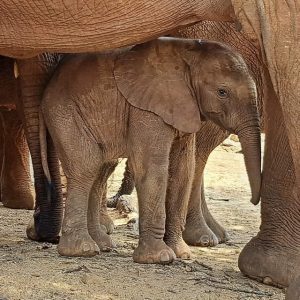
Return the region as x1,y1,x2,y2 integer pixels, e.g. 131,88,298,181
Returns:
0,135,285,300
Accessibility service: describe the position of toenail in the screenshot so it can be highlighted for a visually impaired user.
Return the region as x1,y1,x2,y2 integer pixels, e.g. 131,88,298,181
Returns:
82,243,91,252
200,235,210,245
181,253,190,259
160,251,171,262
263,277,273,285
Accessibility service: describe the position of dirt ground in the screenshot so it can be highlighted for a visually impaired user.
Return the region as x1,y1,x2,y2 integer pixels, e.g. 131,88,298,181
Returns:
0,135,286,300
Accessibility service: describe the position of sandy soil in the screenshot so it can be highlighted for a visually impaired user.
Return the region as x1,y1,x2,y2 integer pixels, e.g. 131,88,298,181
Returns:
0,136,286,300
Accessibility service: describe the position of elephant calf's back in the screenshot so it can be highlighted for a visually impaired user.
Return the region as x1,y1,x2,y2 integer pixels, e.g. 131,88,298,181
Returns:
42,52,128,158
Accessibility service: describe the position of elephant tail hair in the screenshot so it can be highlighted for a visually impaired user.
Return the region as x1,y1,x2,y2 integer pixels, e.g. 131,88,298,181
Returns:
39,109,52,184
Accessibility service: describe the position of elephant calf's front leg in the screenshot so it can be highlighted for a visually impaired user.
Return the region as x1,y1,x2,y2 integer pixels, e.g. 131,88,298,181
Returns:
129,113,176,264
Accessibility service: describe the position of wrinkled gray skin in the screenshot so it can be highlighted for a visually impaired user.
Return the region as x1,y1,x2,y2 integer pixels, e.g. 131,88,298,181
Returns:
40,37,261,264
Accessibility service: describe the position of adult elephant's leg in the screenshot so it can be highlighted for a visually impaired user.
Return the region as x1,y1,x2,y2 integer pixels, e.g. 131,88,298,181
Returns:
107,159,135,208
183,121,229,246
119,160,135,196
17,54,63,242
238,72,300,287
164,134,195,259
0,110,34,209
286,275,300,300
256,0,300,184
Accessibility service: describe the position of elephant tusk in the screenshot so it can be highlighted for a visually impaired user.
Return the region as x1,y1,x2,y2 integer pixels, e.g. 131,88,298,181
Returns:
14,61,19,78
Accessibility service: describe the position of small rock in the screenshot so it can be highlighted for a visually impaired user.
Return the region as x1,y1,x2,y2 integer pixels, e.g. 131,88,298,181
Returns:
81,274,88,284
263,276,273,285
230,134,239,142
41,243,52,249
116,195,136,214
127,217,139,234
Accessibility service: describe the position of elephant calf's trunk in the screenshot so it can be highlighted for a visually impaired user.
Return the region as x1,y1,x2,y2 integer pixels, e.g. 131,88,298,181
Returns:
238,126,262,205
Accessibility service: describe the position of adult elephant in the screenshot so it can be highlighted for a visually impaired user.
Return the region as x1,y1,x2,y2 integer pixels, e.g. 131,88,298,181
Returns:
0,0,298,290
0,56,34,209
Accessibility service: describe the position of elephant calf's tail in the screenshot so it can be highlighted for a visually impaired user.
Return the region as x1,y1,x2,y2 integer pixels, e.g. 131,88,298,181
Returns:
39,109,52,184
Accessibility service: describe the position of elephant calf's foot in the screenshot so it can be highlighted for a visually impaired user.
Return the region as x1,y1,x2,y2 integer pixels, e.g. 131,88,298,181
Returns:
133,237,176,264
58,230,99,257
99,213,114,234
183,220,219,247
204,213,230,243
88,226,114,252
238,236,300,288
165,237,192,259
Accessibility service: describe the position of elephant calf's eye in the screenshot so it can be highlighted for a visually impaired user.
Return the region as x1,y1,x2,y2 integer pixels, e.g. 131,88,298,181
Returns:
217,88,229,99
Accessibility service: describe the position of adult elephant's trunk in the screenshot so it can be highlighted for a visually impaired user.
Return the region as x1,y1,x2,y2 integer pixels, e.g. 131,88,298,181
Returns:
237,124,261,205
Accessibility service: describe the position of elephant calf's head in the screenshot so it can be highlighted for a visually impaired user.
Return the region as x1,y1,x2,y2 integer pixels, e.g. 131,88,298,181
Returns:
185,40,261,205
114,37,261,205
185,40,259,134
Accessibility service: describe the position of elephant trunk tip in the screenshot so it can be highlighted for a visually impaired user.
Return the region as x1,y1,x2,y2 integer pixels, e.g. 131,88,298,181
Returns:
250,170,261,205
237,124,262,206
251,194,261,205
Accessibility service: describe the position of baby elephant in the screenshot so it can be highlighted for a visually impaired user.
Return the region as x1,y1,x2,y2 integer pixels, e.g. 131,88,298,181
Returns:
41,37,261,264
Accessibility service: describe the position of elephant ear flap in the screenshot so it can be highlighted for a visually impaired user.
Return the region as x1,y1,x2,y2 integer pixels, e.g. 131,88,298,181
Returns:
114,41,201,133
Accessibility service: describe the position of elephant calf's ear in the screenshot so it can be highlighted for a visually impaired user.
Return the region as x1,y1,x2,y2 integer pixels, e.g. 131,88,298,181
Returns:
114,41,201,133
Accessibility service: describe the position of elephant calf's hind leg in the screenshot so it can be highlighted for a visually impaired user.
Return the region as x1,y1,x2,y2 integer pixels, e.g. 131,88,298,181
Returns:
58,176,100,257
164,135,195,259
183,122,229,247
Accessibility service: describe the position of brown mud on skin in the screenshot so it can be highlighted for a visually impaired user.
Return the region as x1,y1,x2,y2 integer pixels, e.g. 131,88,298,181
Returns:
0,137,285,299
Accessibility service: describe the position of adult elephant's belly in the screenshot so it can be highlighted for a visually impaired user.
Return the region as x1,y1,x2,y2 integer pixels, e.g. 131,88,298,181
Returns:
0,0,234,58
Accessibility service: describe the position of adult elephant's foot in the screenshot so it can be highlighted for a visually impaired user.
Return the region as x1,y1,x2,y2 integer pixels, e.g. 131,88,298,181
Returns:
165,237,192,259
88,226,114,252
99,213,114,234
238,235,300,288
183,217,219,247
2,190,34,210
26,218,60,243
26,219,39,241
286,275,300,300
58,230,99,257
133,238,176,264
